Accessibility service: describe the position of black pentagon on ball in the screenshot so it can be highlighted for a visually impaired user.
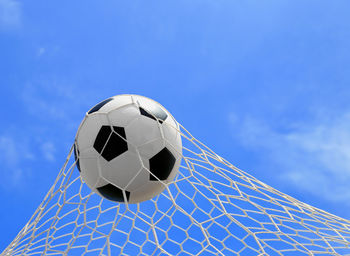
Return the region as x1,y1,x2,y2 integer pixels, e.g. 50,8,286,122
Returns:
139,105,167,124
93,125,128,161
73,143,81,172
149,147,176,181
88,98,113,114
97,183,130,202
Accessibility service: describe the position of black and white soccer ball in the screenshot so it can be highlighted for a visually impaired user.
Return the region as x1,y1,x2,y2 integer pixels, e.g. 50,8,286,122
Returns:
74,95,182,204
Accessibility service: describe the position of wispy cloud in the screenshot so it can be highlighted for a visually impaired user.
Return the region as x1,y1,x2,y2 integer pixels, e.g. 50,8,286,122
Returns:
37,47,46,57
21,82,69,120
0,136,19,166
41,142,56,161
229,111,350,203
0,0,21,29
18,79,96,155
21,79,95,124
0,134,33,186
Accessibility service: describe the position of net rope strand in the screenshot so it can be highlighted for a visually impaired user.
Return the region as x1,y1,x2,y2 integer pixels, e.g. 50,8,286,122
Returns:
2,123,350,256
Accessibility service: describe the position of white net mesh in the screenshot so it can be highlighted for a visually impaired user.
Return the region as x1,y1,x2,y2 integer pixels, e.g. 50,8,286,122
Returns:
2,124,350,256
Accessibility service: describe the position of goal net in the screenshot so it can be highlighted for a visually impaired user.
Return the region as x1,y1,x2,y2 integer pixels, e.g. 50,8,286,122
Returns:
2,124,350,256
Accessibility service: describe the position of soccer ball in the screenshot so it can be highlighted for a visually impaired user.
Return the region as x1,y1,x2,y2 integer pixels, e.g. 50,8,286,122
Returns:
74,95,182,204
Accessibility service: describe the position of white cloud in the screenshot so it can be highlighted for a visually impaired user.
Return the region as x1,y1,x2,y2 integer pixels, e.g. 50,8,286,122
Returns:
0,135,19,166
37,47,46,57
0,134,33,186
21,82,71,121
229,111,350,203
41,142,56,161
20,79,95,124
0,0,21,29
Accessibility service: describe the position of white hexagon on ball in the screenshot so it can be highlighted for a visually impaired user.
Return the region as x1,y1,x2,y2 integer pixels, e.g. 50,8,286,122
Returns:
74,94,182,204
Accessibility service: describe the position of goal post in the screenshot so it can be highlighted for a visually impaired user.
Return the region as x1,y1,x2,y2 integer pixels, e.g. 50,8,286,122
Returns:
2,123,350,256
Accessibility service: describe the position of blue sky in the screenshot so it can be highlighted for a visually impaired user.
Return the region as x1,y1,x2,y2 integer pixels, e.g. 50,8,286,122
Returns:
1,0,350,251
